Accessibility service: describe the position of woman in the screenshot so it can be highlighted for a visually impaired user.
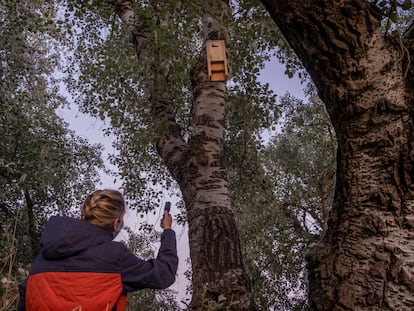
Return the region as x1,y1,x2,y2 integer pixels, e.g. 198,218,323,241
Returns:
18,189,178,311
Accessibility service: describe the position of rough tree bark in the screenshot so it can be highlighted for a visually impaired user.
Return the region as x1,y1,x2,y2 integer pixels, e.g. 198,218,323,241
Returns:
260,1,414,310
321,167,335,234
108,0,256,309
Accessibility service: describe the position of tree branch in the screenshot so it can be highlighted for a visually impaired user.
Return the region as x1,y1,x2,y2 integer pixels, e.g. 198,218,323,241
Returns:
107,0,188,182
404,19,414,39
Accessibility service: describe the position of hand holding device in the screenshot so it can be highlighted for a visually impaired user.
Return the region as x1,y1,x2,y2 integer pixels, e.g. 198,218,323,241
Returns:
161,202,172,229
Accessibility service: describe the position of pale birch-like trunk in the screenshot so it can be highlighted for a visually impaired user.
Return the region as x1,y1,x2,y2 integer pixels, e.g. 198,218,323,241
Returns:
261,0,414,310
184,1,255,308
108,0,256,309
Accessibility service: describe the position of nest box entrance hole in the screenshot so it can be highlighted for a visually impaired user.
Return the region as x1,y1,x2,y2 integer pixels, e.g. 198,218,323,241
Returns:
206,40,228,81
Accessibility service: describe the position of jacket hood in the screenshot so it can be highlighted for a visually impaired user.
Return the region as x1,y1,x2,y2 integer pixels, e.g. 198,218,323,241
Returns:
40,216,112,259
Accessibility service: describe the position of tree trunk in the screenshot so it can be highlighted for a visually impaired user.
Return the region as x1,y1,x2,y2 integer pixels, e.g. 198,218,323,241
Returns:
108,1,256,309
24,189,39,259
182,1,255,308
261,0,414,310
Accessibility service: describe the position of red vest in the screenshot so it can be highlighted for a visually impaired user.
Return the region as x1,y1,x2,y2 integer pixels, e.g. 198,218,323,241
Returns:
26,272,127,311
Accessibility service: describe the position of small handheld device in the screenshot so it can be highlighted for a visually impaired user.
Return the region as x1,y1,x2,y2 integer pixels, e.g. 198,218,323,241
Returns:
164,201,171,213
161,201,171,227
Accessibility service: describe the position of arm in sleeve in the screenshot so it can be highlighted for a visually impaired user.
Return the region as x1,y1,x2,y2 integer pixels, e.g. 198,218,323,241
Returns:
18,279,27,311
121,229,178,292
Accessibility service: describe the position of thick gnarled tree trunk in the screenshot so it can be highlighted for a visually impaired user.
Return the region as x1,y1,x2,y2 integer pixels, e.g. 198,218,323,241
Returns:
261,0,414,310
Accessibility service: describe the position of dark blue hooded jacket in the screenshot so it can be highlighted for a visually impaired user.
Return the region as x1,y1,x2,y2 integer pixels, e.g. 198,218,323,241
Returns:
18,216,178,311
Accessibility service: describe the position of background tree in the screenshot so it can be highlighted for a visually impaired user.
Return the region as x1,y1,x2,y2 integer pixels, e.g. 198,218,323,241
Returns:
260,0,414,309
228,92,337,310
267,95,336,236
0,1,104,308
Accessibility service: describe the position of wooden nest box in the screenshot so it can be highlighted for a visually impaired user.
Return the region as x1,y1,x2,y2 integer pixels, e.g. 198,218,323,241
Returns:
206,40,228,81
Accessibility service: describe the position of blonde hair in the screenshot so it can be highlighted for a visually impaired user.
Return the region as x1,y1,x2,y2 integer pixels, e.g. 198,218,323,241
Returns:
81,189,126,233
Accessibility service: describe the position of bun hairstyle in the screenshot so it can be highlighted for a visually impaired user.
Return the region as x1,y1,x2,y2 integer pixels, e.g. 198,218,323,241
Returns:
81,189,126,233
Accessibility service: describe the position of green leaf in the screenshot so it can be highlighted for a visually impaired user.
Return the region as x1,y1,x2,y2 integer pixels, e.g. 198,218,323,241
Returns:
401,0,412,10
